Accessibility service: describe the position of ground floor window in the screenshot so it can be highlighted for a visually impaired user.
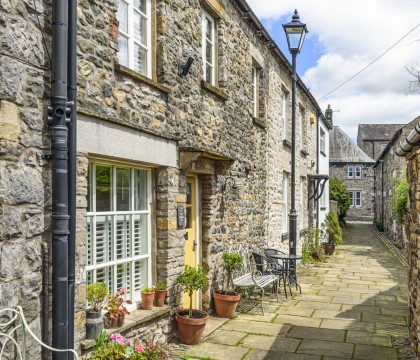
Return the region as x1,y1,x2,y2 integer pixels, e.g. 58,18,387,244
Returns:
349,190,362,208
86,161,152,305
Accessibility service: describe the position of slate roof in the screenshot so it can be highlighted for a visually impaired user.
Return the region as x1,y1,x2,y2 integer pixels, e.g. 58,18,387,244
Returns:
356,124,404,147
330,127,375,163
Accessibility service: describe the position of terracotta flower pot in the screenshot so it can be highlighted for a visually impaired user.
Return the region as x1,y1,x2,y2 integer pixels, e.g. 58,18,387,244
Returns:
213,290,240,318
324,243,335,255
153,289,167,307
103,313,125,328
175,309,208,345
141,291,155,310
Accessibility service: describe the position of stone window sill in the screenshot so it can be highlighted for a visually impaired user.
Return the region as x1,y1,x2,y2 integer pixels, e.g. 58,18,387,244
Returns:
115,64,172,95
253,117,267,128
283,139,292,148
81,306,171,351
201,80,228,101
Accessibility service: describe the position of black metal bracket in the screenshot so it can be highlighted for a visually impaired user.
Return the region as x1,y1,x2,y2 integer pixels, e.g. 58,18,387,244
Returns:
307,174,329,208
41,154,52,161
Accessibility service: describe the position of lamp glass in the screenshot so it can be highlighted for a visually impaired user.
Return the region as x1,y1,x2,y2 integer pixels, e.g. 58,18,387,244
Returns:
284,26,306,52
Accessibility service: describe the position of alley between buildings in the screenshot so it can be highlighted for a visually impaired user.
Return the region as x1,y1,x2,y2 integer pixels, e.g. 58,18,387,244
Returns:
172,223,415,360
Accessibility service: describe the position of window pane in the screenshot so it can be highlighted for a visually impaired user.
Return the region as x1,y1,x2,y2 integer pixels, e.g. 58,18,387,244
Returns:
133,214,148,256
186,183,192,205
87,216,93,266
134,259,148,301
87,164,93,212
116,215,131,260
116,262,131,299
134,0,147,14
206,40,213,64
117,167,131,211
134,169,148,211
134,45,147,75
205,17,213,41
96,165,112,212
96,215,113,264
117,1,128,33
118,35,129,67
96,267,113,293
134,13,148,46
206,64,212,83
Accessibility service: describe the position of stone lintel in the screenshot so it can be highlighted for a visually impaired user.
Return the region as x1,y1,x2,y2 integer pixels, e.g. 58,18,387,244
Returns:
200,0,228,20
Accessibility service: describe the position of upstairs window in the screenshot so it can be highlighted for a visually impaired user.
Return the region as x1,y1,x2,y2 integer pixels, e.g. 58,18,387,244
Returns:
117,0,152,77
347,166,353,178
282,91,289,140
355,166,361,178
202,9,216,85
320,128,326,154
252,66,258,118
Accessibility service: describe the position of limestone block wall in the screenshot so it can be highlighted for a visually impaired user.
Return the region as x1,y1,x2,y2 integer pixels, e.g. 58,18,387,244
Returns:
330,164,374,221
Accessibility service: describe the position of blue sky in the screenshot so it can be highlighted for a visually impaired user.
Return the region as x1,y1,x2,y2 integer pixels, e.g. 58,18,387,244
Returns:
248,1,420,141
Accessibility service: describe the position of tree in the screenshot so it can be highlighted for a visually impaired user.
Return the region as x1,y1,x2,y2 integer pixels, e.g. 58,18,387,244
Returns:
392,171,408,225
329,177,351,222
404,63,420,94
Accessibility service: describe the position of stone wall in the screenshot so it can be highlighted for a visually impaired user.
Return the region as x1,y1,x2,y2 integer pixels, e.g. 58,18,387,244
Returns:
0,0,321,353
405,147,420,355
330,164,374,221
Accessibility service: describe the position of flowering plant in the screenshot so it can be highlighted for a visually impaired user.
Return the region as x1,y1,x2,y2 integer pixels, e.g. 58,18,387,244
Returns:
103,288,132,320
91,332,170,360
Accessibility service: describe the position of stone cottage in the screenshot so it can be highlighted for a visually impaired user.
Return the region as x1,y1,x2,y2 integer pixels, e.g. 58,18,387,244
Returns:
357,123,404,161
373,117,419,248
0,0,328,356
395,118,420,356
330,126,375,221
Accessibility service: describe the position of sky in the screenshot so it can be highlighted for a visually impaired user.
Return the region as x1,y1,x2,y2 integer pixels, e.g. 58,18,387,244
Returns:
247,0,420,142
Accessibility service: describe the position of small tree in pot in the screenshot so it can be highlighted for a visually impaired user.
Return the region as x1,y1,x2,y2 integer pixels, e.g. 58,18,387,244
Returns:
175,265,209,345
213,252,243,318
323,211,342,255
86,282,108,339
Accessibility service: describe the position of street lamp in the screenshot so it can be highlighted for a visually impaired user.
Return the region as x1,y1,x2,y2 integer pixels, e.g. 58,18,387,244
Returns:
283,10,308,275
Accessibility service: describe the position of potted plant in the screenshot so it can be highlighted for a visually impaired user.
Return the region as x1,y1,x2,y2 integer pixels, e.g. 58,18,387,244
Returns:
86,282,109,340
213,252,243,318
303,227,325,262
141,286,155,310
153,280,167,307
103,288,132,328
175,265,209,345
376,220,385,232
323,211,342,255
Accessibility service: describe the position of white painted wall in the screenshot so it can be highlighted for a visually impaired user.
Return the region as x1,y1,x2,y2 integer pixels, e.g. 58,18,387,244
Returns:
319,120,330,227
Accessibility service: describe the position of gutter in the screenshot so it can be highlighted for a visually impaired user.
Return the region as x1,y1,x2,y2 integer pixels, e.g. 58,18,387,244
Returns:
396,121,420,156
234,0,332,129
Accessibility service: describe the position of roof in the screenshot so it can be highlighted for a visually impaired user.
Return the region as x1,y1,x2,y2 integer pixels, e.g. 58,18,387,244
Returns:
330,127,375,163
356,124,404,147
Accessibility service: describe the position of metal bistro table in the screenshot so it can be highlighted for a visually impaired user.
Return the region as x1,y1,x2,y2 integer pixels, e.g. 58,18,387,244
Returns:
269,253,302,295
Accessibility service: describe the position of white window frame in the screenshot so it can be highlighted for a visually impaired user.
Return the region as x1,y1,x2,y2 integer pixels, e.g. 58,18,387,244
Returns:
202,9,216,85
299,177,304,230
347,166,354,178
117,0,152,77
252,66,258,118
355,166,361,178
86,161,152,308
320,128,326,154
282,91,288,140
282,173,289,234
299,107,305,147
349,191,354,207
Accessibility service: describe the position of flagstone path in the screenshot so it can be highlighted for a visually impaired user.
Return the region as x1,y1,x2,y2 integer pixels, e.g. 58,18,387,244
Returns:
173,223,416,360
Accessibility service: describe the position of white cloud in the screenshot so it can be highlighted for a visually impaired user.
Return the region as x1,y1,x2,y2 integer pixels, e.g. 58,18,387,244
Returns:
248,0,420,139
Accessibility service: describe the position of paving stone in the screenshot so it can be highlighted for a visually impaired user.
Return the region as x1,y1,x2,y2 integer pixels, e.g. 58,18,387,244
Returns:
354,344,398,360
346,330,392,347
296,339,354,358
296,294,333,303
320,318,375,332
331,296,367,305
277,307,314,317
236,312,277,322
295,301,341,311
375,323,410,337
241,334,300,352
244,349,321,360
380,306,408,316
286,326,345,342
274,315,321,328
206,329,247,346
341,304,380,314
222,319,290,336
312,309,360,320
185,342,248,360
362,313,406,326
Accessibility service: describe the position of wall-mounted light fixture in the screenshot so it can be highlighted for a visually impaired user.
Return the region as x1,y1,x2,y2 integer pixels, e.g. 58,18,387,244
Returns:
310,113,315,124
221,172,238,192
179,57,194,77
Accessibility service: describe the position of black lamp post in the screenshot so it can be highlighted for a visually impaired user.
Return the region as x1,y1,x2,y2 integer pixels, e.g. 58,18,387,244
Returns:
283,10,308,275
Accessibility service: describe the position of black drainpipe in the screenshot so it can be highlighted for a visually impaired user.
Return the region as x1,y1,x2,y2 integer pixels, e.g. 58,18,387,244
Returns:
48,0,69,357
67,0,77,355
369,140,375,160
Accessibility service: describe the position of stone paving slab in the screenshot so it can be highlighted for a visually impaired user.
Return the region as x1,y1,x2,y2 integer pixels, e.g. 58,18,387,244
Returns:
286,326,345,342
354,344,398,360
244,349,321,360
296,339,354,358
241,334,300,352
205,329,246,346
221,319,290,336
184,342,248,360
273,314,322,328
346,330,392,347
